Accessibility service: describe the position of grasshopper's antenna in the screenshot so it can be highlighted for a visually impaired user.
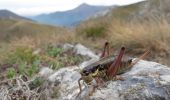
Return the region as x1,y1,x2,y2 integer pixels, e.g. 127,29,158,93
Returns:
131,49,150,66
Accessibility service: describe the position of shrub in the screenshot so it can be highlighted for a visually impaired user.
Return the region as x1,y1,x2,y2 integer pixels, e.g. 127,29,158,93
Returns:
84,26,106,38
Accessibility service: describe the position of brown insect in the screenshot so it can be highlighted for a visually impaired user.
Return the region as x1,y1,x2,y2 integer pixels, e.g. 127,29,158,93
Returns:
78,42,149,95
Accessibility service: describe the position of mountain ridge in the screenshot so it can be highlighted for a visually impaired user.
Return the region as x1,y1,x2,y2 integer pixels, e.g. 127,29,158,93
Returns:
0,9,32,21
31,3,115,26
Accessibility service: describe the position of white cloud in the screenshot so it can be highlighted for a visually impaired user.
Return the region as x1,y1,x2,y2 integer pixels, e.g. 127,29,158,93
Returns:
0,0,144,16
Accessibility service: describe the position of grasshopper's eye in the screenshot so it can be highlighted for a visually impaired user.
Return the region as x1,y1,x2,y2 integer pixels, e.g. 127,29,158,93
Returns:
82,70,89,76
98,65,104,71
128,59,132,63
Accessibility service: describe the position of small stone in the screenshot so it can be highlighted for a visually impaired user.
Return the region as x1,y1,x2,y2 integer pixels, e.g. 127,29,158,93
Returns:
39,67,53,78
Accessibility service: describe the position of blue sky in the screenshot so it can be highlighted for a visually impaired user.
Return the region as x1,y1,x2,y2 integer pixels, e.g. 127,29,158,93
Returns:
0,0,144,16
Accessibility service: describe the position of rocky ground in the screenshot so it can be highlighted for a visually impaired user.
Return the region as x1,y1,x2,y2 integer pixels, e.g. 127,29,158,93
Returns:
0,44,170,100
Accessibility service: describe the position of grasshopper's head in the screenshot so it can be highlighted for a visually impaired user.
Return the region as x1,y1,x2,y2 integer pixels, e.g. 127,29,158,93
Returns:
80,66,98,77
80,70,90,76
80,70,93,84
124,58,133,68
80,66,99,84
128,58,133,64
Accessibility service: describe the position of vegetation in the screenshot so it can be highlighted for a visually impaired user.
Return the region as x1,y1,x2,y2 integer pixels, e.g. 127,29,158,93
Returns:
0,38,85,79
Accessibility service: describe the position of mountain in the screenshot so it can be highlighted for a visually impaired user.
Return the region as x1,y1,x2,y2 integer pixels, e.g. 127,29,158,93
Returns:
0,18,65,41
0,10,31,21
31,3,114,26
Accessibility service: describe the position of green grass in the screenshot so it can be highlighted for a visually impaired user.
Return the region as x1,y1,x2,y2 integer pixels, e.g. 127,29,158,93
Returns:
47,46,63,57
7,68,16,79
7,48,39,64
110,1,143,19
4,48,40,77
83,26,106,38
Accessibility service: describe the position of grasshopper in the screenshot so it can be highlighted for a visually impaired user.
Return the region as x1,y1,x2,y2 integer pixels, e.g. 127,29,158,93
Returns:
78,42,150,95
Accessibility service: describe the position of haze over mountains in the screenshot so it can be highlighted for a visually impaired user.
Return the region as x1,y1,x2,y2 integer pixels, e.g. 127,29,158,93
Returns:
30,3,114,26
0,3,115,27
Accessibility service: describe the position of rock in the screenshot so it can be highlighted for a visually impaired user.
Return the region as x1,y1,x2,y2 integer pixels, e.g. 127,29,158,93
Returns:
74,44,99,59
62,43,99,59
32,48,41,55
45,60,170,100
39,67,53,78
62,43,74,51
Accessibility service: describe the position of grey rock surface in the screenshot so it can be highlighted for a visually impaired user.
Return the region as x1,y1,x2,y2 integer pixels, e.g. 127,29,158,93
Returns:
73,43,99,59
39,59,170,100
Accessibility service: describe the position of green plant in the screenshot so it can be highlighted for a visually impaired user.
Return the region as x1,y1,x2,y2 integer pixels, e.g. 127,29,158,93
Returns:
29,77,44,90
47,47,63,57
7,68,16,79
18,62,27,75
27,60,40,77
18,60,40,77
5,48,41,78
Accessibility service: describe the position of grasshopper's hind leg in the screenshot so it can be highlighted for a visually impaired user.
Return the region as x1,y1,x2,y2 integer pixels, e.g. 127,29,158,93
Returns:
107,47,125,79
100,42,110,58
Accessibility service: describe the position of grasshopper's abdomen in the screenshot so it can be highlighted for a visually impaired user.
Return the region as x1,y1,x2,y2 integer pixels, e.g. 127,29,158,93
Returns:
116,59,133,75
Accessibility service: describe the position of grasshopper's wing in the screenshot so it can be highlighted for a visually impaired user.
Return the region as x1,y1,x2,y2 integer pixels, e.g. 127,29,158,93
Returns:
107,47,125,78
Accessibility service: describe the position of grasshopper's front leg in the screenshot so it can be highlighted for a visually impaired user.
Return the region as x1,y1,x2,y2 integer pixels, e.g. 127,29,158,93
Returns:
78,78,83,95
77,77,96,97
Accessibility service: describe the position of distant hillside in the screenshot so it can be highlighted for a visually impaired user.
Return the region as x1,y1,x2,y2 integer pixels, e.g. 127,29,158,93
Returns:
101,0,170,22
0,19,66,41
31,3,114,26
131,0,170,23
0,10,31,21
77,0,170,33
